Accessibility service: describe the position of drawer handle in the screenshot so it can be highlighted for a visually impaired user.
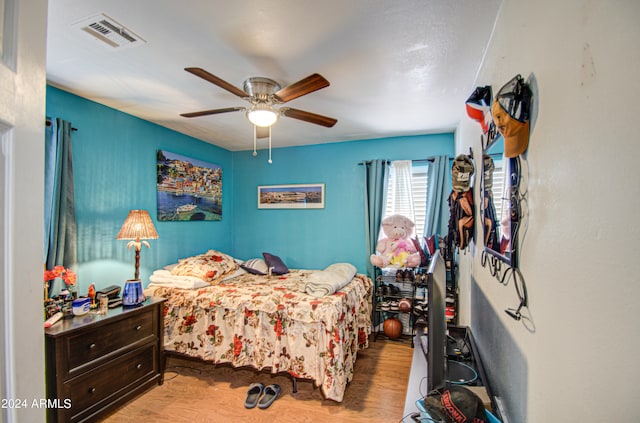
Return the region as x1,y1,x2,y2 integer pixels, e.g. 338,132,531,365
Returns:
89,387,96,394
89,343,96,349
136,363,142,370
135,325,142,331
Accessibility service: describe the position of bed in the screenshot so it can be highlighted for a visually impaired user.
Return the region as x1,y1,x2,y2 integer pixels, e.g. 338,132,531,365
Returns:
144,250,373,402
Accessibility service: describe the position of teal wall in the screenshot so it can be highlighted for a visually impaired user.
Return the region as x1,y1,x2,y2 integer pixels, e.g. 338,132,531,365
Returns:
46,86,234,293
46,86,454,292
232,136,454,273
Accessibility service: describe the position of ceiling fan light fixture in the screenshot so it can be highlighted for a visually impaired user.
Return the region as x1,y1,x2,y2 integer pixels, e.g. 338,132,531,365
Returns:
247,104,279,127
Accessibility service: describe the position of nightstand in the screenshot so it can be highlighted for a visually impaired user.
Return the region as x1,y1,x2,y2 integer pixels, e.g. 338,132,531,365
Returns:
45,297,166,422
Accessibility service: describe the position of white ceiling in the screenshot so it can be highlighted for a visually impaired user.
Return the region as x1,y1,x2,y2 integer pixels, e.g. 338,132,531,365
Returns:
46,0,501,151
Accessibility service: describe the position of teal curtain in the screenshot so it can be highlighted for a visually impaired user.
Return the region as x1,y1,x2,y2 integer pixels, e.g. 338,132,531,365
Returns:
44,118,78,295
423,155,450,239
363,160,389,281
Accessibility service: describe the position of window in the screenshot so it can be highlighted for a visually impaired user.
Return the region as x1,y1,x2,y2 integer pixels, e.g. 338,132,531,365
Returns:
384,160,429,239
490,158,505,222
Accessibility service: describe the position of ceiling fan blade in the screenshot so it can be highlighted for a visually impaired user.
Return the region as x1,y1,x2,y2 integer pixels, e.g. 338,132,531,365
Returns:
273,74,330,103
180,106,245,118
185,67,250,98
280,107,337,128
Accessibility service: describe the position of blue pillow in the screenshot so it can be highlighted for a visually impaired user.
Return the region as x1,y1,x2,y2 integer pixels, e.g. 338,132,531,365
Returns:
262,252,289,275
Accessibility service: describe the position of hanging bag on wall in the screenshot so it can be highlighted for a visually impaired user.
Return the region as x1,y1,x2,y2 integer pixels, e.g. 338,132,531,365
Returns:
448,190,475,250
447,155,475,250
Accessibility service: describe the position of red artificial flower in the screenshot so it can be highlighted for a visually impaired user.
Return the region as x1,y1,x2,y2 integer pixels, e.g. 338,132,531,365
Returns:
43,270,57,281
63,271,77,286
44,266,76,286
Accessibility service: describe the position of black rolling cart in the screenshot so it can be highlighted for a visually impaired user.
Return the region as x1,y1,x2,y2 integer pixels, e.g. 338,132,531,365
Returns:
373,267,427,346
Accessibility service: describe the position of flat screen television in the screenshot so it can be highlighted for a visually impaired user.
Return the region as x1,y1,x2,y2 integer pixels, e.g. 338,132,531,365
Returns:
426,249,447,394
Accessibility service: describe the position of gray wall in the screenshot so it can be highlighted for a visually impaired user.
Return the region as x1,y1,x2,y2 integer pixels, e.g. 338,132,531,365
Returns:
456,1,640,421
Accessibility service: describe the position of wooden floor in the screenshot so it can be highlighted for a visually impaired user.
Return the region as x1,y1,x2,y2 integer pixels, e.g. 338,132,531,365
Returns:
101,337,413,423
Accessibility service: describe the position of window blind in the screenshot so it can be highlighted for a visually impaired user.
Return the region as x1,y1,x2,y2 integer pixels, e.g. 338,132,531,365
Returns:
384,162,428,239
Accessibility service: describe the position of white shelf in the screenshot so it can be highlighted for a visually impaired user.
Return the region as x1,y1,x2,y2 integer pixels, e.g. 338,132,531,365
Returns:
403,335,429,418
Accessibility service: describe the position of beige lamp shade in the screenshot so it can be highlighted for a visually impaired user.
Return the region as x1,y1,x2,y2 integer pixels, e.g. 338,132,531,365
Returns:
116,210,158,240
117,210,158,281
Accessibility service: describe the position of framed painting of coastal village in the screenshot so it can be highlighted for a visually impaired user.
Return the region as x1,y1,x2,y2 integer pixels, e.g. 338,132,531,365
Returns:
156,150,222,221
257,184,325,209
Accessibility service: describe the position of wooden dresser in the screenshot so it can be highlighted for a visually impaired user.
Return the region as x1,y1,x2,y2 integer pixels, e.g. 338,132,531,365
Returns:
45,297,166,422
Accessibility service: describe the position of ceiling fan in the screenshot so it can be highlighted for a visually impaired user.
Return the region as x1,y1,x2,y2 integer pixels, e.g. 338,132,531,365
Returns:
180,68,337,163
180,67,337,129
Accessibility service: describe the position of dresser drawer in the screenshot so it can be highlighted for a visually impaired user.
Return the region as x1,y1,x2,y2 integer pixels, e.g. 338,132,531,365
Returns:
63,344,159,422
66,308,155,374
45,297,166,423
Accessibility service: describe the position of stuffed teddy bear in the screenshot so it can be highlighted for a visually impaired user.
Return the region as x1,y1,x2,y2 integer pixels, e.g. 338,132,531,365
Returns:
370,214,422,268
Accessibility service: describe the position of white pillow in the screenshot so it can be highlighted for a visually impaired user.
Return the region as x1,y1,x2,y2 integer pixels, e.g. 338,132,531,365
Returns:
324,263,357,279
240,258,269,275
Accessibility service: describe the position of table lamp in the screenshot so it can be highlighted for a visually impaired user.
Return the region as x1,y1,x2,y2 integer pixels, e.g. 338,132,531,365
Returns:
116,210,158,306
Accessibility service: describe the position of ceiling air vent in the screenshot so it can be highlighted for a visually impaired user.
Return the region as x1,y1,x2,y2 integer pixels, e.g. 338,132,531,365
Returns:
73,13,145,49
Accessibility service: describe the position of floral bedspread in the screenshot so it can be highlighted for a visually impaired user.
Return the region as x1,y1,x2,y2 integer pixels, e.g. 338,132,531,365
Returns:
145,270,372,402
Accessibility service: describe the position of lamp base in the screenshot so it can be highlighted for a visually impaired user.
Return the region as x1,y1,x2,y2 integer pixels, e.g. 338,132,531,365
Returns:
122,279,145,307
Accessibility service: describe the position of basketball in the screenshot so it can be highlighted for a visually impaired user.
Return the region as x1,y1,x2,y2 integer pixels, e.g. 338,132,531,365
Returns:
383,317,403,339
398,297,412,313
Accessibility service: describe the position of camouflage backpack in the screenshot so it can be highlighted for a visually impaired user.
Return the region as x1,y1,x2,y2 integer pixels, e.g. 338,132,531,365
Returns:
448,155,475,250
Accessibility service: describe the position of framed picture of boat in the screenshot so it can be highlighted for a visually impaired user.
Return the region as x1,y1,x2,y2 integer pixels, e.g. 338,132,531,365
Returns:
257,184,325,209
156,150,223,221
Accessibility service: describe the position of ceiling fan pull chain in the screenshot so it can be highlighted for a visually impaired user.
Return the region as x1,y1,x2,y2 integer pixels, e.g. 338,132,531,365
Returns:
253,125,257,157
268,126,273,164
